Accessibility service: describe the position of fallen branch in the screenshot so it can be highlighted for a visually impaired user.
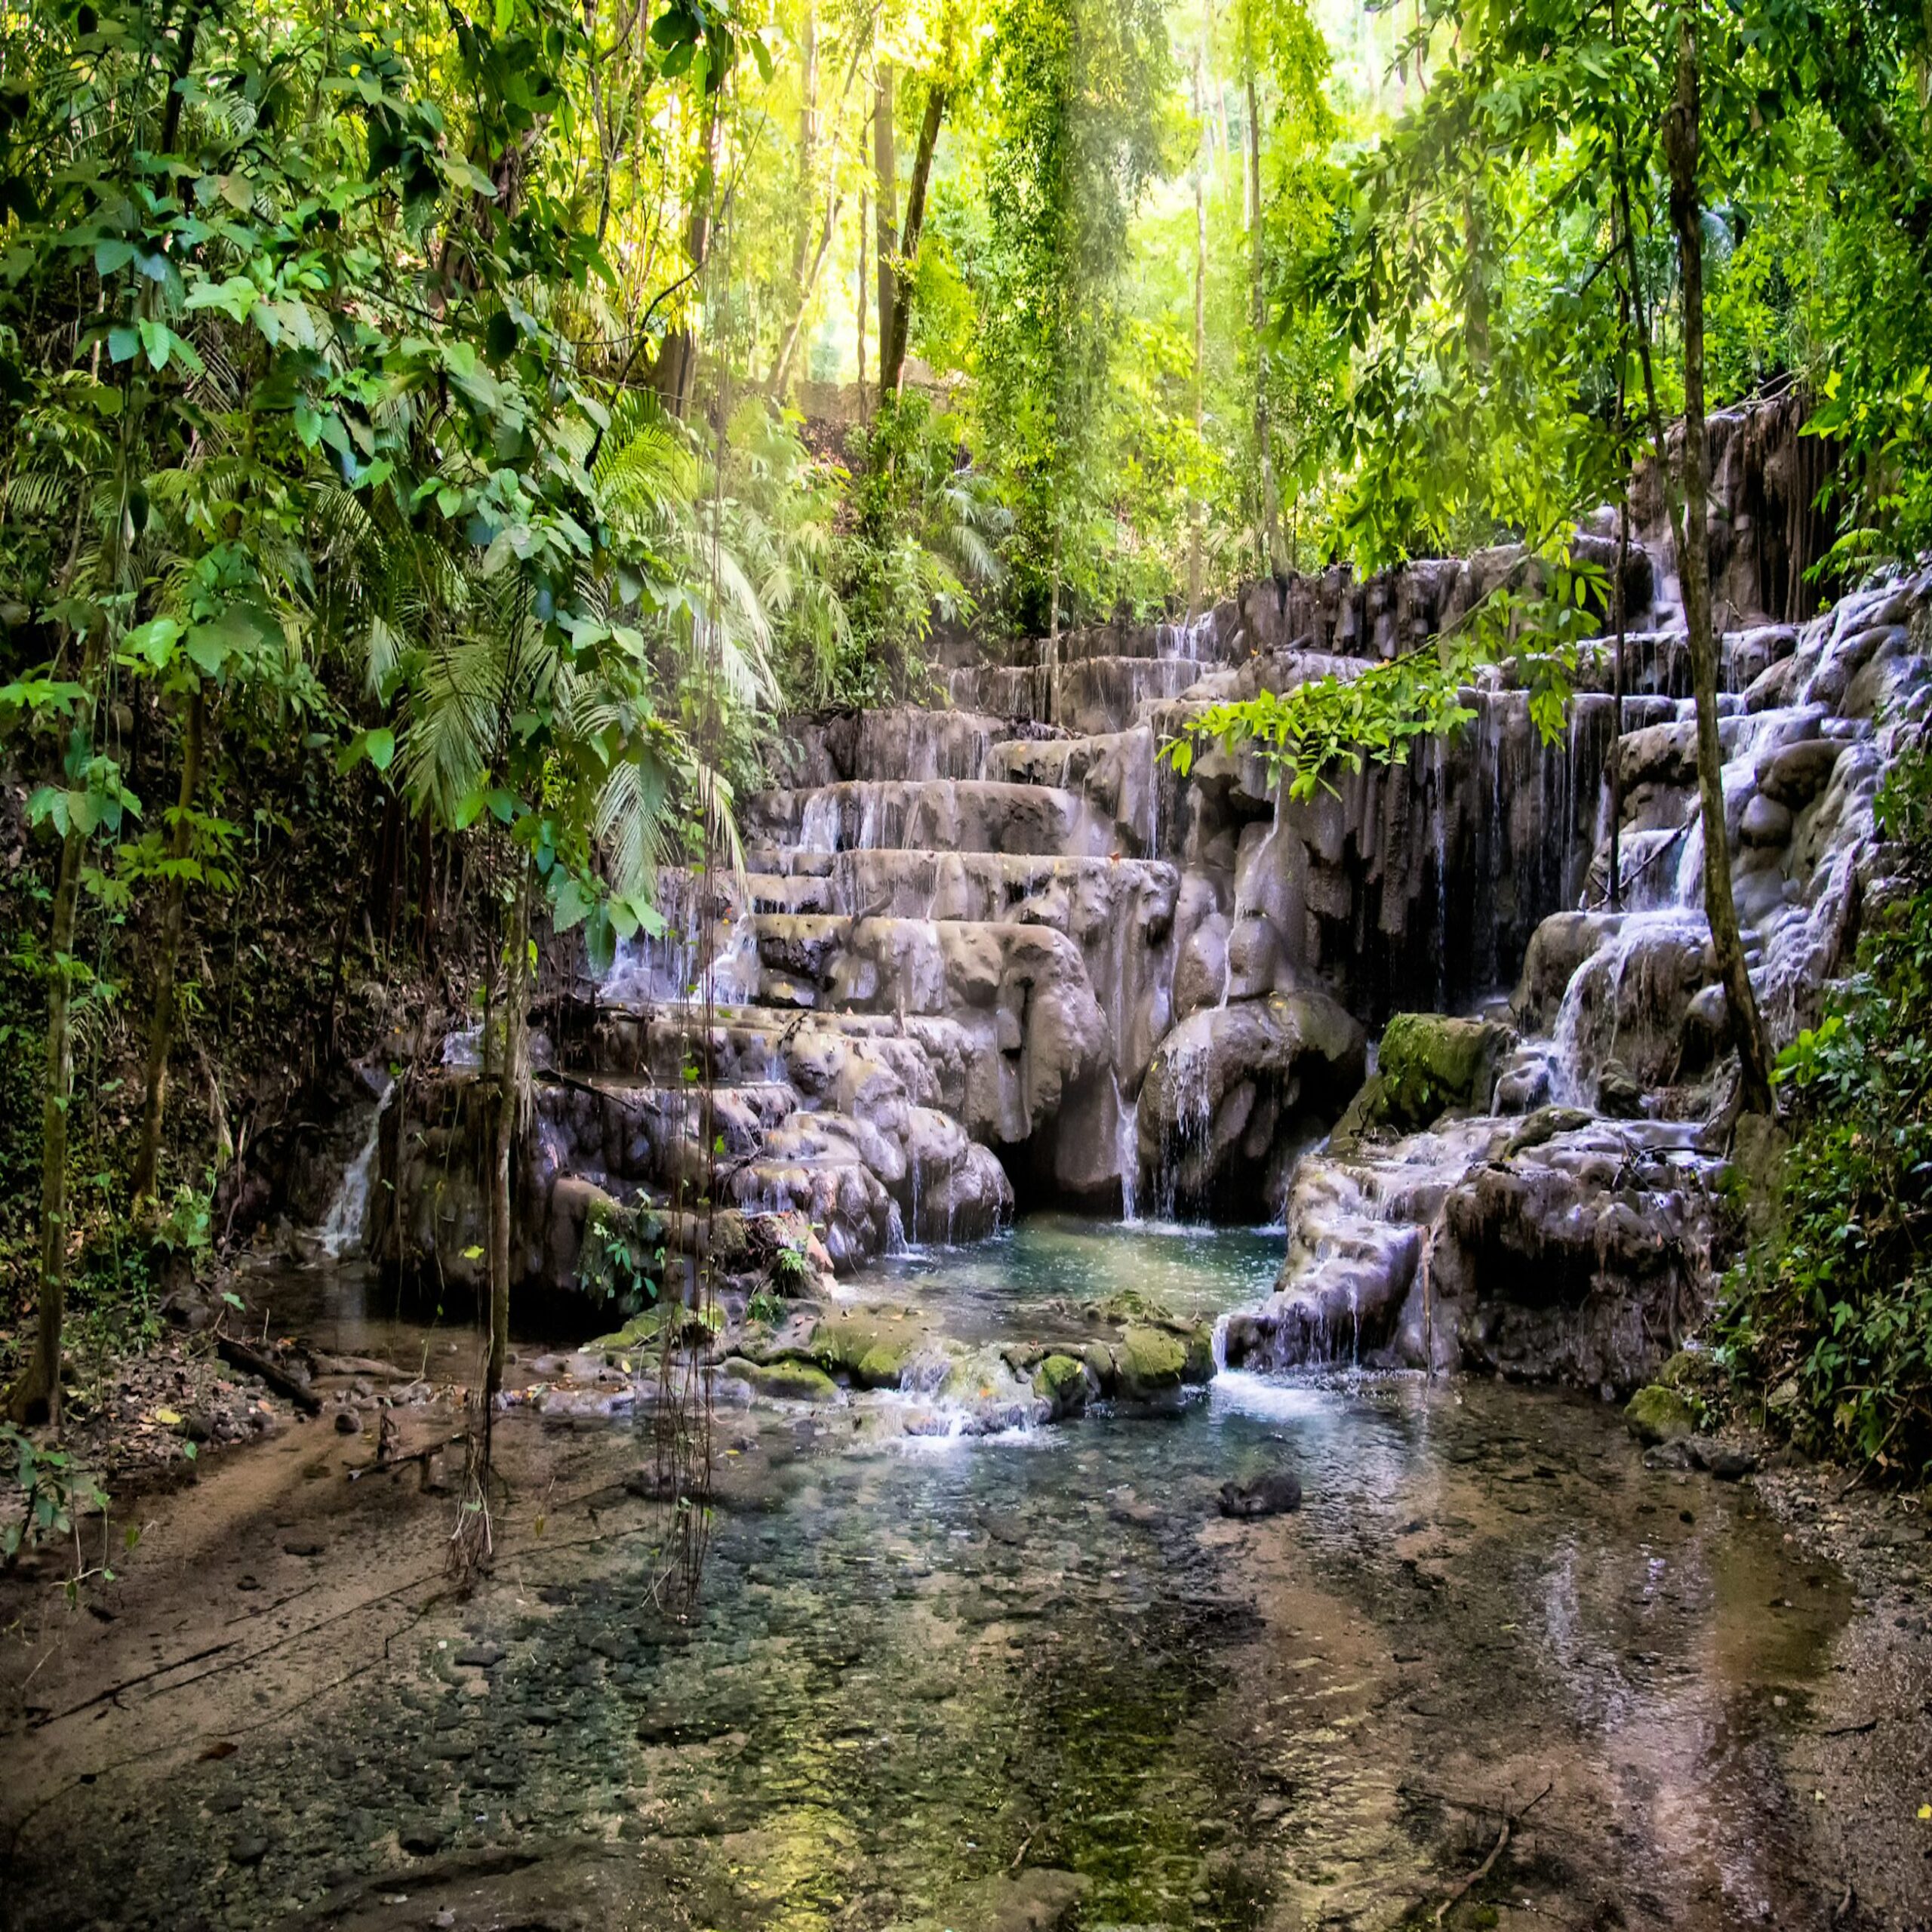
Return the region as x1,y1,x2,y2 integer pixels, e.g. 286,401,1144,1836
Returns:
31,1639,238,1727
1432,1783,1552,1927
214,1334,321,1415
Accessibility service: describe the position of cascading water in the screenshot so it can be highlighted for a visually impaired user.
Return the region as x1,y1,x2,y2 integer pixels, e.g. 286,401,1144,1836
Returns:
1113,1071,1140,1223
316,1078,395,1259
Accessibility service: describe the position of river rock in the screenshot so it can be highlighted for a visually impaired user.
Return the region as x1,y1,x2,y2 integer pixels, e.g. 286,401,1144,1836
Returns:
1625,1384,1697,1444
1757,736,1844,808
1217,1471,1303,1518
1739,792,1794,848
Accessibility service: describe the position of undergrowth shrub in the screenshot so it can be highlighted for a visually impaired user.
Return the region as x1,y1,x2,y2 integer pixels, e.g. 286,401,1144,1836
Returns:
1718,731,1932,1475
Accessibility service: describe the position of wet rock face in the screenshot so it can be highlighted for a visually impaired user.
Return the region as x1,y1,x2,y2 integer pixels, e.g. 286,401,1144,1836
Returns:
1135,993,1367,1219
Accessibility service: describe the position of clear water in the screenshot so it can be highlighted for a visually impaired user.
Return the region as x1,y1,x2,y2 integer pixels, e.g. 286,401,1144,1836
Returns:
10,1225,1859,1931
863,1213,1281,1346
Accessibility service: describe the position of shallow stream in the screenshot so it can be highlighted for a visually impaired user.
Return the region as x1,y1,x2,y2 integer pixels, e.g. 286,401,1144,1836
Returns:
3,1222,1869,1930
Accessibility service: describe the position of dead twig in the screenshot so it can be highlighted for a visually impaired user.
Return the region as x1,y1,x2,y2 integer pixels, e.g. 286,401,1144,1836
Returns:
1431,1782,1552,1927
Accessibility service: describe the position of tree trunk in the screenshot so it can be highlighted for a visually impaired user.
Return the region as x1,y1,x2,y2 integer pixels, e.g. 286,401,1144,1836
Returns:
1189,41,1208,614
873,62,897,376
792,1,818,286
10,819,85,1425
771,192,844,394
1047,528,1062,727
1244,16,1285,580
131,685,207,1211
878,80,948,408
1609,492,1627,911
1662,5,1776,1117
653,94,721,419
857,182,869,415
485,861,532,1401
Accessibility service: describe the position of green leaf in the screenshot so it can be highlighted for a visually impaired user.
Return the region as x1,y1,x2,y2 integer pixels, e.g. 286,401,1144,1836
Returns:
122,617,183,666
365,727,395,771
94,237,135,275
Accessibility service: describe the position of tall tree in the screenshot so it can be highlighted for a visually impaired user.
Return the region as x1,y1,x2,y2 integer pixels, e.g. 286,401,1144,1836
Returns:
1660,0,1776,1114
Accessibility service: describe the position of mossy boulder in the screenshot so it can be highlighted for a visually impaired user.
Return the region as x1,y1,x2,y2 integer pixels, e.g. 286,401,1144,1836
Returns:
589,1300,722,1358
1375,1013,1517,1130
721,1357,840,1404
1624,1383,1697,1444
1114,1324,1189,1399
1031,1353,1093,1420
808,1315,911,1389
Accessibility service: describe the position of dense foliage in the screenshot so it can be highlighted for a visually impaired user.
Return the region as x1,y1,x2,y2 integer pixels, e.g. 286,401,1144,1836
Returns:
1719,740,1932,1478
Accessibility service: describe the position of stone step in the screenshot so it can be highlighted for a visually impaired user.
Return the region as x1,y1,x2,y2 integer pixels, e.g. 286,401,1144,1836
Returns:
742,778,1118,861
768,704,1032,788
737,851,1179,924
937,656,1220,734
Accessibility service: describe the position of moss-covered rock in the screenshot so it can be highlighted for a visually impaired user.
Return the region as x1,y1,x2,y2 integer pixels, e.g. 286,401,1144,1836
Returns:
1114,1324,1189,1399
855,1340,910,1389
806,1315,916,1389
1377,1012,1516,1128
1031,1353,1092,1419
721,1357,840,1404
1624,1383,1697,1444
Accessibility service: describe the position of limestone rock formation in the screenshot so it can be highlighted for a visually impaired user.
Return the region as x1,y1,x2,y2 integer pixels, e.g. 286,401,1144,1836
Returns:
361,399,1926,1408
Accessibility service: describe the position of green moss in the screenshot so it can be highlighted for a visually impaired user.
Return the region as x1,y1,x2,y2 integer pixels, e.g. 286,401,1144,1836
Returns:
721,1358,840,1403
1624,1383,1697,1444
809,1316,881,1378
855,1340,909,1389
1032,1352,1091,1417
1115,1324,1188,1398
1376,1013,1514,1130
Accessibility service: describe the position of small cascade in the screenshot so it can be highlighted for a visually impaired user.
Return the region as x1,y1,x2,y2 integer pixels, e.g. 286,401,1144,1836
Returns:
316,1078,395,1260
1155,1032,1217,1222
1113,1071,1140,1223
1432,737,1451,1011
798,787,841,853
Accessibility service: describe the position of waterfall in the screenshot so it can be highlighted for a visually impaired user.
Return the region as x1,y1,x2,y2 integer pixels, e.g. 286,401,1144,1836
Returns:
798,788,841,853
317,1078,395,1260
1432,737,1451,1011
1113,1072,1140,1224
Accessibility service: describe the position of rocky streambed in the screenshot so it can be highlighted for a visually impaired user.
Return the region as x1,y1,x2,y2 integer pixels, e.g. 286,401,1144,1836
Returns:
6,1223,1932,1932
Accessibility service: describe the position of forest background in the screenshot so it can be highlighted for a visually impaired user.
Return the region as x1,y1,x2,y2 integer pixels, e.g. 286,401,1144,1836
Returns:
5,0,1932,1472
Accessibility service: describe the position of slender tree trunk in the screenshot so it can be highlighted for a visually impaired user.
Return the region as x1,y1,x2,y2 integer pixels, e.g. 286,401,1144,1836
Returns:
485,860,531,1401
1243,12,1285,580
771,192,844,394
873,62,897,375
1609,493,1627,911
1662,5,1776,1116
1189,42,1208,614
878,80,948,408
792,1,818,286
1047,527,1062,727
12,821,85,1423
654,94,721,419
10,625,108,1425
131,685,206,1211
856,182,869,417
